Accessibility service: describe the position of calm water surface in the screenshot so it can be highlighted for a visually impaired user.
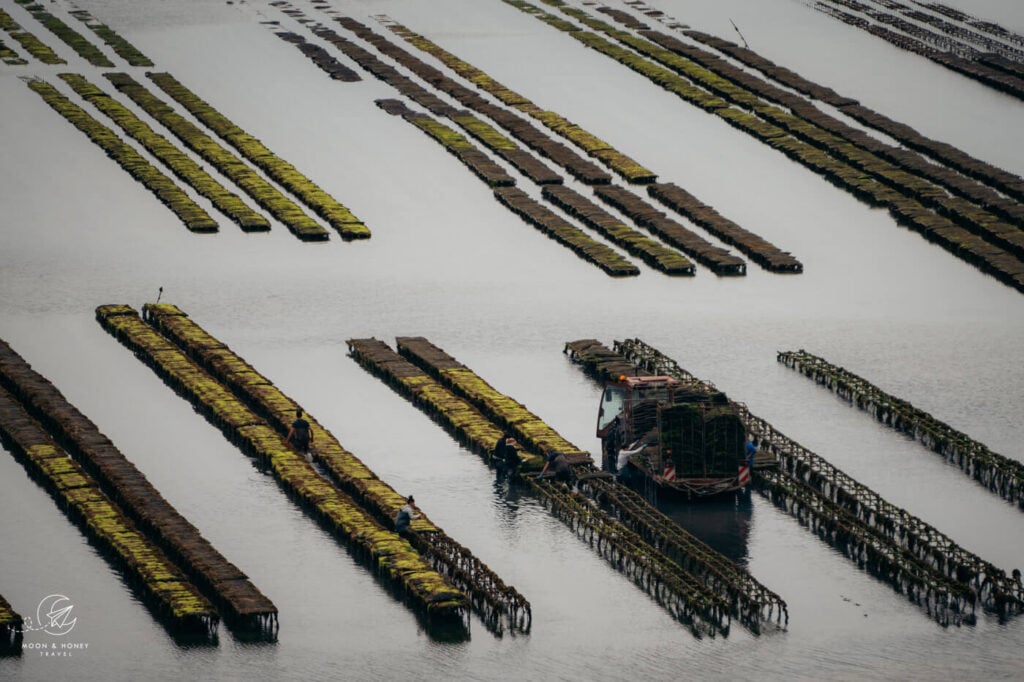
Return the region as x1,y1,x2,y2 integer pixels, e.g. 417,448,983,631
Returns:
1,0,1023,679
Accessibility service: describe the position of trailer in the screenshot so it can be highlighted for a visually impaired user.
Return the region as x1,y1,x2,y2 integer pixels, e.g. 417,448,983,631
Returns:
597,375,751,500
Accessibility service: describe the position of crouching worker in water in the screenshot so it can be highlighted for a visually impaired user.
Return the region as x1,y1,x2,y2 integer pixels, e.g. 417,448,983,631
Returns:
493,432,521,478
538,450,573,484
286,409,314,461
395,495,420,535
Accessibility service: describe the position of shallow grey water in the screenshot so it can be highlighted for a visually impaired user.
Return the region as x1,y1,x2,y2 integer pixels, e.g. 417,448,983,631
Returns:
1,0,1023,679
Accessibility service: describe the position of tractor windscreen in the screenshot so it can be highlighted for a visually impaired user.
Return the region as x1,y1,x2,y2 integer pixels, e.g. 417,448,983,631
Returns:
597,386,626,431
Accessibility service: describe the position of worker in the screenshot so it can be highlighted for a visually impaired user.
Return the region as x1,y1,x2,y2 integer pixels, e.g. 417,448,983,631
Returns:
395,495,420,534
616,440,645,484
286,409,314,461
493,432,521,477
538,450,572,484
745,437,757,469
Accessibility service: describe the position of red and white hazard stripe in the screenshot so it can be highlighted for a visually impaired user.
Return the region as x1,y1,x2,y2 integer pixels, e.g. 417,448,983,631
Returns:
662,461,676,482
737,462,751,487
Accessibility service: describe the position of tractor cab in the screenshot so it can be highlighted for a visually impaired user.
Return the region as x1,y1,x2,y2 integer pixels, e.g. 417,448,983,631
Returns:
597,375,678,439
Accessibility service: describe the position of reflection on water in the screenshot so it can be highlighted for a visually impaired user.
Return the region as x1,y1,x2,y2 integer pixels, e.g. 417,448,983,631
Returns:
659,492,754,567
492,472,525,520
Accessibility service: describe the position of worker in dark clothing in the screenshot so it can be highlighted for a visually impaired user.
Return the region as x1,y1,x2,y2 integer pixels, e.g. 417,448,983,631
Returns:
538,450,572,484
493,433,521,477
395,495,420,534
286,409,314,460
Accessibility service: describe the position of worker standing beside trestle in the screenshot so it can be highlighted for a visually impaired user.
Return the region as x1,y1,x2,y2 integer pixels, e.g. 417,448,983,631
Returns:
539,451,573,484
493,433,521,478
395,495,420,534
286,409,314,461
